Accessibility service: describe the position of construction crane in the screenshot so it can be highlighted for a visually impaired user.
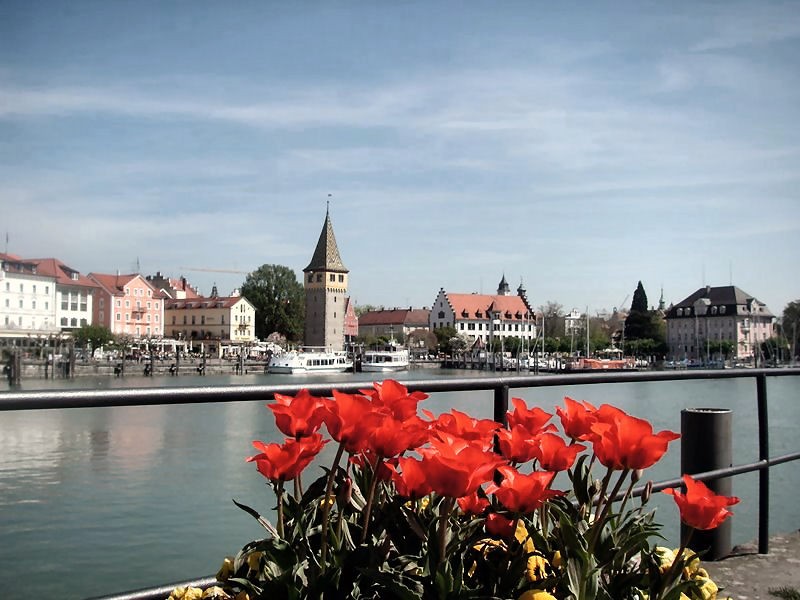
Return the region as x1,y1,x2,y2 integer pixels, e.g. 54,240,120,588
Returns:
614,294,630,314
179,266,251,275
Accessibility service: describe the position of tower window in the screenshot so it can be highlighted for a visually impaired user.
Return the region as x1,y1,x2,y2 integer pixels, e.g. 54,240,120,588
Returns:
338,274,344,282
308,274,313,283
316,274,322,282
330,274,335,282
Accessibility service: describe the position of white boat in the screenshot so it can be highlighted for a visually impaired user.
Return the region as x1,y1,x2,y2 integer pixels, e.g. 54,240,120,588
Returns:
361,346,410,372
268,349,353,374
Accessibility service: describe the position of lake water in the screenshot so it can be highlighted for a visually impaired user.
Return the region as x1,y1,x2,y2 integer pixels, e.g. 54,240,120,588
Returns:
1,370,798,599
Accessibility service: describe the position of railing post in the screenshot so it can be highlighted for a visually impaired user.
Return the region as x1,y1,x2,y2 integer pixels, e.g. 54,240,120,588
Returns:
493,384,509,427
756,373,769,554
681,407,733,560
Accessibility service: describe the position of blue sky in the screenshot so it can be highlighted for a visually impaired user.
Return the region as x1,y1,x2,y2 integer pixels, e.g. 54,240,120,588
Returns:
2,1,799,316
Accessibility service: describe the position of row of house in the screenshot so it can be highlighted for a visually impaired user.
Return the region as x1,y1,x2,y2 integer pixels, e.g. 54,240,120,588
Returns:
0,254,256,352
1,243,778,363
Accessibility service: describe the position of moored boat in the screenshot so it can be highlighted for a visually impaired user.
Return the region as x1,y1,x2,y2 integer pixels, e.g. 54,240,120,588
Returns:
268,349,353,374
361,346,410,372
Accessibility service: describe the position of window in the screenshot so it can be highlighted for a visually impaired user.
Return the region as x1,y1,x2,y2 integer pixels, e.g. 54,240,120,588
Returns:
155,302,159,309
116,313,121,321
438,310,445,319
720,306,727,314
116,299,121,307
70,318,78,327
61,317,68,326
3,316,7,325
146,326,151,335
147,290,152,297
45,286,49,294
201,316,205,325
147,314,151,322
221,315,225,325
147,301,151,309
19,283,23,292
183,315,187,325
32,300,36,309
191,316,196,325
339,274,344,282
125,288,130,296
125,300,130,308
155,315,158,322
316,274,322,282
308,274,313,283
330,273,335,282
459,323,464,330
80,318,87,327
33,284,37,293
99,311,104,321
3,299,7,308
19,299,23,308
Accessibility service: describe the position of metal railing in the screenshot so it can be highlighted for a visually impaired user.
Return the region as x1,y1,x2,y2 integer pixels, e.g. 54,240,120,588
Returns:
2,367,799,600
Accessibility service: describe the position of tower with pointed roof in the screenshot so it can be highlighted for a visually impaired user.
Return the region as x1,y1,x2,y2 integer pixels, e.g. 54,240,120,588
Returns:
303,205,349,350
497,274,511,296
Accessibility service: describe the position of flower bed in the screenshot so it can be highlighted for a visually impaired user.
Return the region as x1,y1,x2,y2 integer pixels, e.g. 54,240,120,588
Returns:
170,380,737,600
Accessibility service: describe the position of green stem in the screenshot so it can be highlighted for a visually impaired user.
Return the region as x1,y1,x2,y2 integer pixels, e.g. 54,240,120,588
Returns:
276,480,285,538
319,442,345,570
592,467,614,524
589,468,630,554
360,458,382,544
615,474,638,525
437,497,456,569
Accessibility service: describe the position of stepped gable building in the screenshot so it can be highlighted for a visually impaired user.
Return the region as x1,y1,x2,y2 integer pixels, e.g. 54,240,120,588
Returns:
88,272,164,339
664,285,774,362
303,206,349,351
429,276,537,346
358,307,431,339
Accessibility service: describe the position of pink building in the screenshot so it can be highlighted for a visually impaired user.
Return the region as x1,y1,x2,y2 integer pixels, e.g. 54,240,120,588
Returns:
88,273,165,339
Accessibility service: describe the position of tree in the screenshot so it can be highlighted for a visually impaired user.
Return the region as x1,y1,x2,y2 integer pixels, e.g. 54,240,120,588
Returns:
782,300,800,360
240,265,305,342
538,301,564,338
631,281,648,313
433,326,468,355
355,304,384,317
73,324,114,354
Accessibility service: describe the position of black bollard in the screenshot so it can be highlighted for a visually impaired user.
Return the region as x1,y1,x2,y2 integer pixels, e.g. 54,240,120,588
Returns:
680,408,733,560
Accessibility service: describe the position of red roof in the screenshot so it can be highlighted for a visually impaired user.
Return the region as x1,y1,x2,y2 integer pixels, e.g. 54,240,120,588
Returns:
358,308,431,327
88,273,166,298
26,258,98,289
165,296,247,310
445,293,532,321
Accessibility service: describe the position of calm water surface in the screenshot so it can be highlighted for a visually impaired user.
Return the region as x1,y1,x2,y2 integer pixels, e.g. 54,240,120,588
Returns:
1,370,798,599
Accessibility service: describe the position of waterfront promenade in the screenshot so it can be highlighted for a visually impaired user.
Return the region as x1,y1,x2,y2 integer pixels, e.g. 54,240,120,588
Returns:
705,530,800,599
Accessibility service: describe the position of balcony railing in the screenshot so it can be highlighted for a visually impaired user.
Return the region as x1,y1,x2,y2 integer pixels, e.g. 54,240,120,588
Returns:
2,367,799,600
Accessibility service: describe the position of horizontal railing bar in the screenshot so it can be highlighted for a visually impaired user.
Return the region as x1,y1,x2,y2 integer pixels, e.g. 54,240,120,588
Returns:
84,576,218,600
4,367,799,412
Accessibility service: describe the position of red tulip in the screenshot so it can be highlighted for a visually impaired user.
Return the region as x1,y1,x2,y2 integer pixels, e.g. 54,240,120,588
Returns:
457,490,490,515
533,432,586,472
429,409,500,450
556,396,597,441
360,379,428,421
590,405,679,470
368,415,428,458
664,474,740,530
325,391,384,453
247,433,327,482
507,397,554,434
485,512,516,539
418,434,506,498
268,389,326,438
388,456,432,499
486,466,563,513
496,424,540,464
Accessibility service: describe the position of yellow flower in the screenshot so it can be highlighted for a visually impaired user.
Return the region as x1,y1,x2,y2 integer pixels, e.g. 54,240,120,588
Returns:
515,520,535,554
654,546,676,574
518,590,557,600
246,551,264,573
202,586,231,599
168,587,204,600
551,550,562,569
526,553,550,582
694,576,719,599
216,557,234,581
682,551,700,578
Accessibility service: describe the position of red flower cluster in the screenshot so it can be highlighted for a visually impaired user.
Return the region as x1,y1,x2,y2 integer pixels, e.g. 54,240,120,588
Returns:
664,474,740,530
250,380,689,530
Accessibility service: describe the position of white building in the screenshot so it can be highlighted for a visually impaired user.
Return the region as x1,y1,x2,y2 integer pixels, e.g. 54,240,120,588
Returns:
665,285,774,362
30,258,98,332
0,253,59,341
429,276,537,347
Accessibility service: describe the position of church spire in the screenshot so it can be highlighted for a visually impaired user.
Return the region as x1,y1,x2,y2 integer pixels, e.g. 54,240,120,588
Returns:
304,205,348,273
